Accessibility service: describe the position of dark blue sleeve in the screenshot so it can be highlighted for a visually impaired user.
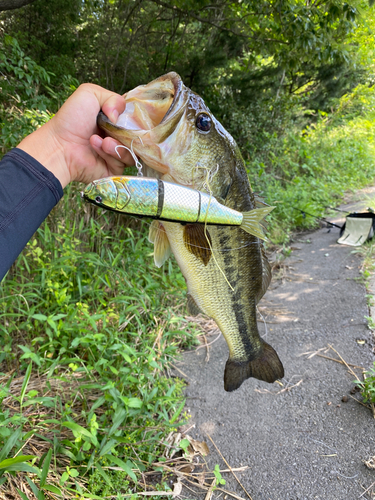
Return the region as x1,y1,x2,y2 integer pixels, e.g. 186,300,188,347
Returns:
0,148,64,281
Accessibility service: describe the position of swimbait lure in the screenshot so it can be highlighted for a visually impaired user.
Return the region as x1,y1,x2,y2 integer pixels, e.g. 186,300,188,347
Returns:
83,175,274,241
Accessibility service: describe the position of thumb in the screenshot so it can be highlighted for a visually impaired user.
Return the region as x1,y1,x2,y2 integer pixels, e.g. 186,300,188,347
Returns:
83,83,125,124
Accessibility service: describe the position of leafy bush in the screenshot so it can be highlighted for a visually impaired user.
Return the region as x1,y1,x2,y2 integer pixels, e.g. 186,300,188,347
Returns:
0,34,78,155
245,84,375,243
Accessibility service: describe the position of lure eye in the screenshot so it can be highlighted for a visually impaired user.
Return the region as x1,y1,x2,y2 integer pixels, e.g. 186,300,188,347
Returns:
95,196,103,203
196,113,211,133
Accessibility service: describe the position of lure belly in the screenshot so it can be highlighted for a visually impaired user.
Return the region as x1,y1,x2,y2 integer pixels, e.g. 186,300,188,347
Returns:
83,176,273,240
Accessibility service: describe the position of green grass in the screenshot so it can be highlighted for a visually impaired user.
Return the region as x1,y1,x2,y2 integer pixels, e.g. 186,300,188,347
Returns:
0,185,199,498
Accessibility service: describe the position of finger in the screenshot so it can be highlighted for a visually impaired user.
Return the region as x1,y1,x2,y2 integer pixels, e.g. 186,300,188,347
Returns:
90,136,130,175
90,135,136,166
101,136,136,165
81,83,125,123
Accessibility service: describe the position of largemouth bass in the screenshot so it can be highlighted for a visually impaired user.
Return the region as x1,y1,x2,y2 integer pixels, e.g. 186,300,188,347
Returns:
83,176,274,242
97,72,284,391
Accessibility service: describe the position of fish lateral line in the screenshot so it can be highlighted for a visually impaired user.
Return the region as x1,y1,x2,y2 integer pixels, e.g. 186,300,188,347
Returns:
83,176,274,240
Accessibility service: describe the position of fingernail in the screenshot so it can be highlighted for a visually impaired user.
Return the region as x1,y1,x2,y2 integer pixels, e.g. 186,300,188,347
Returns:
91,136,103,148
109,109,119,124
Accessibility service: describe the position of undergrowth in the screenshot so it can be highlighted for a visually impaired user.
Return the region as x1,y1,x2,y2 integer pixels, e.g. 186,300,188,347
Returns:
0,186,198,497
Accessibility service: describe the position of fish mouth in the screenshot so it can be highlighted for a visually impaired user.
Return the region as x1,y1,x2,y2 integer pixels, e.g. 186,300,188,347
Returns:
97,72,188,175
159,74,184,124
98,72,185,135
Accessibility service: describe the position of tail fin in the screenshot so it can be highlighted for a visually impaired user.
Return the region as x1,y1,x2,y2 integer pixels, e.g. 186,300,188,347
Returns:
224,340,284,392
240,206,275,240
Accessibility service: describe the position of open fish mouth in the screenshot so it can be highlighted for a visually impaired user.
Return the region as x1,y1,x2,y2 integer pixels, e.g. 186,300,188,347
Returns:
100,72,185,133
97,72,190,175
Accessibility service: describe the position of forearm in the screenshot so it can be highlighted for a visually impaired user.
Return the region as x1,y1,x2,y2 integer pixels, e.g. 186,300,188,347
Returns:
0,148,63,281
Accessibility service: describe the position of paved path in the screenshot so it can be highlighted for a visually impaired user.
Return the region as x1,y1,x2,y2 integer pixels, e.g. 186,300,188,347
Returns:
178,197,375,500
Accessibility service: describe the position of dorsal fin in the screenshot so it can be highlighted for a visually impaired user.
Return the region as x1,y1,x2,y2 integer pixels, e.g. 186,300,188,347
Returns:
149,221,171,267
183,224,212,266
254,193,270,208
255,245,272,304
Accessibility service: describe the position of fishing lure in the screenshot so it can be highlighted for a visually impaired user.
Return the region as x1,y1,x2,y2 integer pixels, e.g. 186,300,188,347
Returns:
82,176,274,240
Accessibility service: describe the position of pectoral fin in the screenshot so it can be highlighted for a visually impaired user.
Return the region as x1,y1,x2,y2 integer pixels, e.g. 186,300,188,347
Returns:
149,221,171,267
255,246,272,304
183,224,212,266
240,206,275,240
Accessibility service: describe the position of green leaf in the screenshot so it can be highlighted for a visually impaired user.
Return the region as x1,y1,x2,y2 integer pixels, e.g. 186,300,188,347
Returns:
40,449,52,487
26,476,44,500
95,462,113,487
0,455,36,468
16,489,29,500
60,471,69,485
169,399,185,424
42,484,62,495
32,314,48,322
127,397,143,409
69,469,79,478
52,314,67,321
20,361,33,407
61,422,94,440
103,455,137,483
99,439,117,457
1,463,39,474
0,427,22,462
179,438,190,452
109,365,119,375
107,407,127,437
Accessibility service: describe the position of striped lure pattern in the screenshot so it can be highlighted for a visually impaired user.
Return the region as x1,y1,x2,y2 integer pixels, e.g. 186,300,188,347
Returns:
84,176,243,226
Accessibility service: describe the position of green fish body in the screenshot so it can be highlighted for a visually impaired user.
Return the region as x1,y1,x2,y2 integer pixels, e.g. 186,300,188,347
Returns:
97,72,284,391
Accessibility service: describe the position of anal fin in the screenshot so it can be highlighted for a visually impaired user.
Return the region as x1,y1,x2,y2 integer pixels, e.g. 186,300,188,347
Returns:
224,340,284,392
187,293,203,316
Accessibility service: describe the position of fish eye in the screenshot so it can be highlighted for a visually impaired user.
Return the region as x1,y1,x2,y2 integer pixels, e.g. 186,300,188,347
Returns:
196,113,211,133
95,196,103,203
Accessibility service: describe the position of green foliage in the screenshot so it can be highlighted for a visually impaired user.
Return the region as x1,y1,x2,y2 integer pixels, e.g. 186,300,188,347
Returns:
355,363,375,404
0,0,363,97
0,187,198,494
213,464,226,487
244,84,375,243
0,33,78,155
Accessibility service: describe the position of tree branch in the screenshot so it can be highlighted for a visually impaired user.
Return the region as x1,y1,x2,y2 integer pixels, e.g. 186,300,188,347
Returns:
0,0,36,11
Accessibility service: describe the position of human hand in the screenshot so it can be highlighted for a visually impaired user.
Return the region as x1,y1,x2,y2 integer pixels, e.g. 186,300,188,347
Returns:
18,83,134,188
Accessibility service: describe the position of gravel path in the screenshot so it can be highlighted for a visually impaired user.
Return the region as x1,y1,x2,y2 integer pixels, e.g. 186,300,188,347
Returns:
178,196,375,500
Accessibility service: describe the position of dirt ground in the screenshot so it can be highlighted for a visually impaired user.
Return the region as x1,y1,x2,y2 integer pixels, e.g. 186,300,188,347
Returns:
177,192,375,500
